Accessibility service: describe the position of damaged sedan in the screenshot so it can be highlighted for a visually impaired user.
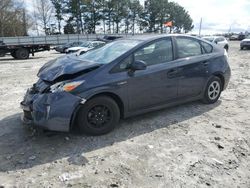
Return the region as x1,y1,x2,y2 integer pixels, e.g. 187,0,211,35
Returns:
21,35,231,135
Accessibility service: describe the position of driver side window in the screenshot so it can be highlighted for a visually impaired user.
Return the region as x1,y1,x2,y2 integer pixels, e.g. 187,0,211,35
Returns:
112,39,173,73
110,55,133,73
134,39,173,66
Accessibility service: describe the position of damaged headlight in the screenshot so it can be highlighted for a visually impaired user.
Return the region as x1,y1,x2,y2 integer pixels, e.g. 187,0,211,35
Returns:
50,80,85,93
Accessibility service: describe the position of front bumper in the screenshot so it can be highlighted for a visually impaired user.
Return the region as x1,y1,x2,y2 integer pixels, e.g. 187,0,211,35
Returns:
21,89,84,132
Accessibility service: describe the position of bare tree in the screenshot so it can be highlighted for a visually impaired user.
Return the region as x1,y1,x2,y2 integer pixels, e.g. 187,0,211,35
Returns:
34,0,53,35
0,0,13,37
0,0,31,37
31,0,40,36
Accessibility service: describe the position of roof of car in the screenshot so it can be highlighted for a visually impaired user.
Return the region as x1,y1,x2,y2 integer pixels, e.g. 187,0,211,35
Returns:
203,36,225,39
122,34,200,42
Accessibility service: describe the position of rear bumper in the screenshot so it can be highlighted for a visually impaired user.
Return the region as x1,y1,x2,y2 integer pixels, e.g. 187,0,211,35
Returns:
223,64,231,90
20,90,84,132
240,43,250,48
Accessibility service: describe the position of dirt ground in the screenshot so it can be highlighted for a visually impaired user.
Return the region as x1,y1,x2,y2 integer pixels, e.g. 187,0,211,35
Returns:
0,41,249,188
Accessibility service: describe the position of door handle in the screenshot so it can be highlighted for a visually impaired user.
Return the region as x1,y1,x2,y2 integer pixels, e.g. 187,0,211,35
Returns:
167,69,179,78
203,61,209,66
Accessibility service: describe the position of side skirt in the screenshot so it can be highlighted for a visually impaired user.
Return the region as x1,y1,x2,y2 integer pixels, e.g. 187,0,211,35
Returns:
123,95,203,119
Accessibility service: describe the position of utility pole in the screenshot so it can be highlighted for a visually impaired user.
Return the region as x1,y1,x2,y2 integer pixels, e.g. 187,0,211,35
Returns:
199,17,202,36
228,25,232,35
22,9,28,36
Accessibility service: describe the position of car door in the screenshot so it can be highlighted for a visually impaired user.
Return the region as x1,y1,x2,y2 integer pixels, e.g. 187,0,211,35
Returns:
175,36,211,98
124,38,179,111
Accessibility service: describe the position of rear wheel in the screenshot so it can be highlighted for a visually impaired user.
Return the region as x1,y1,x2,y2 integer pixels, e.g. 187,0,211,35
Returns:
76,96,120,135
0,50,6,57
80,51,86,55
202,76,222,104
15,48,29,59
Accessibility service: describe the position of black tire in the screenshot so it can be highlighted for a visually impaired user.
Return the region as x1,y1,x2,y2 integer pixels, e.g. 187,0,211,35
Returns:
202,76,222,104
15,48,29,59
224,45,229,52
76,96,120,135
80,51,86,55
240,46,244,50
0,50,5,57
11,51,17,59
62,48,67,53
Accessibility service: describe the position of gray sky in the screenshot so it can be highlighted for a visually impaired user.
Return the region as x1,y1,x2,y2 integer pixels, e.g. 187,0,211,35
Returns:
171,0,250,34
24,0,250,35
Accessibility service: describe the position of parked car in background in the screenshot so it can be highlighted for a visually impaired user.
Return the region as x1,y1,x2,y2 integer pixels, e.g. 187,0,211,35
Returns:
203,36,229,51
65,41,106,54
229,34,246,41
238,34,246,40
97,35,123,42
240,35,250,50
21,35,231,135
229,34,239,41
54,41,85,53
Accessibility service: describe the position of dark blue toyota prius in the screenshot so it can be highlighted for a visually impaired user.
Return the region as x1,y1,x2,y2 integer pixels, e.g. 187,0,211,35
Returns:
21,35,231,135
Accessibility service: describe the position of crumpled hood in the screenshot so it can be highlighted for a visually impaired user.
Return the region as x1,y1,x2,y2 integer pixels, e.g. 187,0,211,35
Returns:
38,55,101,82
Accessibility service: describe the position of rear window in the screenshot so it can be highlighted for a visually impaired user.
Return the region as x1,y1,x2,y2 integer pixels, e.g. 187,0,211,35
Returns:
201,41,213,53
215,37,225,42
203,37,214,42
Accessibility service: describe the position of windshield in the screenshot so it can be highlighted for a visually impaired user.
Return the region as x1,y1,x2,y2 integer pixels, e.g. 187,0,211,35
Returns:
80,41,91,47
65,42,74,47
203,37,214,42
247,35,250,39
79,40,141,64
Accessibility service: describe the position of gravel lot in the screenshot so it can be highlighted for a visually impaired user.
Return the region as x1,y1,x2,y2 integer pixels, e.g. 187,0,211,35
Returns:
0,41,249,188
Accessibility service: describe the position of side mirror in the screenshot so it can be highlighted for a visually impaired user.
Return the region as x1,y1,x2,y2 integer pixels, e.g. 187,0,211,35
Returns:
130,60,147,71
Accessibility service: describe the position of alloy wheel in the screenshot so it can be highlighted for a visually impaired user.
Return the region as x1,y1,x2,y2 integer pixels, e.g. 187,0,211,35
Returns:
208,81,221,100
87,105,112,128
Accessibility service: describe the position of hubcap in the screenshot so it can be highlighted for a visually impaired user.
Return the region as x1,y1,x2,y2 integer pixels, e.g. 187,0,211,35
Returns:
208,81,220,100
87,105,111,128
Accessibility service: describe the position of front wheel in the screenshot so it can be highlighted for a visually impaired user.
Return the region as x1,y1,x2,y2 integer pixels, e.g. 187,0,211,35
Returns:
76,96,120,135
202,76,222,104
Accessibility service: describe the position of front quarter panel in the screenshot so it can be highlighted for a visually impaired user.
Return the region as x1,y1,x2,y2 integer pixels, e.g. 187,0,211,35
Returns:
74,70,129,116
32,92,81,132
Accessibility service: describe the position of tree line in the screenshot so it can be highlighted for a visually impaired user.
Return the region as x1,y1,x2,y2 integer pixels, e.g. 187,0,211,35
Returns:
0,0,194,37
0,0,29,37
52,0,194,35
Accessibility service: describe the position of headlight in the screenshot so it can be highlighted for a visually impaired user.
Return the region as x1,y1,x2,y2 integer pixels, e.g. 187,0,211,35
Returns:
50,80,85,93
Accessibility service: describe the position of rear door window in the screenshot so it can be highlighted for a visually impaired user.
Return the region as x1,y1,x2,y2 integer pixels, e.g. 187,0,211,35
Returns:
201,41,213,53
176,37,202,58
